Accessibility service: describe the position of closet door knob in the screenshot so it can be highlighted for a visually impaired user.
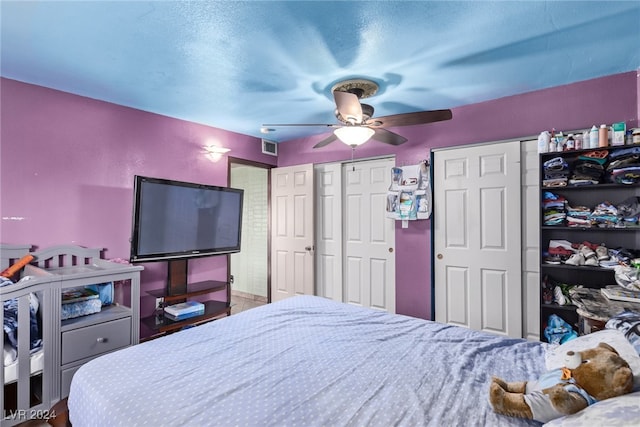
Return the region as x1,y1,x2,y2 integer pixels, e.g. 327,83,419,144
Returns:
96,337,107,343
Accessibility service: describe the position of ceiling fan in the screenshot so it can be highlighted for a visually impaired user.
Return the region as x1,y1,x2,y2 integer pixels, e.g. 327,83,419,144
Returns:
262,78,453,149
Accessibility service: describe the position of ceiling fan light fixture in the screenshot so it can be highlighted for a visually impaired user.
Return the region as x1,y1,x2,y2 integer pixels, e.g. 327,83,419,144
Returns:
334,126,375,147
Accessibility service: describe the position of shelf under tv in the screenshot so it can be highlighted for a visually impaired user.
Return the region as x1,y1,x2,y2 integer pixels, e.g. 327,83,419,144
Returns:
141,299,230,334
141,259,232,339
146,279,229,302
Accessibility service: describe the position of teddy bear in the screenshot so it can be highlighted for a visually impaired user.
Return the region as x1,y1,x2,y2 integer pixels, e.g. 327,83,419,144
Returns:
489,342,633,423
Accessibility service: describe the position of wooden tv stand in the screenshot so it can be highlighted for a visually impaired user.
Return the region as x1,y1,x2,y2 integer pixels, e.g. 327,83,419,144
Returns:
140,259,231,339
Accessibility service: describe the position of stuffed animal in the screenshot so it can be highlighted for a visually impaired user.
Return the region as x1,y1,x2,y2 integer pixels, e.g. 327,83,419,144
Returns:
489,342,633,423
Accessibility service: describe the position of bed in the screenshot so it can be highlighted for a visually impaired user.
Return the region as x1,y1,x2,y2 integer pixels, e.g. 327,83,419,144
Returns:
68,295,550,426
70,295,640,426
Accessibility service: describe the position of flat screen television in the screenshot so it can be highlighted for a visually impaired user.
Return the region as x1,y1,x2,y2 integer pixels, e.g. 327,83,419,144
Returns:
129,175,243,263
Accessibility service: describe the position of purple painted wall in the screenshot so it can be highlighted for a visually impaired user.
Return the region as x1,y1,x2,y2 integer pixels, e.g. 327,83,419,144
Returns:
0,78,276,337
278,71,640,320
1,73,638,331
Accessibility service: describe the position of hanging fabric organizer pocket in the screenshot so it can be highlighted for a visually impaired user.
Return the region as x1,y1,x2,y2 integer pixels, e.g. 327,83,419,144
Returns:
386,161,432,220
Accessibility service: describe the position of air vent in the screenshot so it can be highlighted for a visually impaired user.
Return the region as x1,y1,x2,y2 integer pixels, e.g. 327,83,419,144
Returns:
262,139,278,156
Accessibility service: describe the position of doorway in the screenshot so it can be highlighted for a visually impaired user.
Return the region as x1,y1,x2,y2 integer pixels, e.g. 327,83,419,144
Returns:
229,158,272,311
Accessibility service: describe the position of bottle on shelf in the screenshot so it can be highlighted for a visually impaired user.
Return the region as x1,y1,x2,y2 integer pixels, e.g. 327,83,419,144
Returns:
566,134,575,150
538,131,550,154
582,130,590,148
598,124,609,147
589,125,599,149
575,134,583,150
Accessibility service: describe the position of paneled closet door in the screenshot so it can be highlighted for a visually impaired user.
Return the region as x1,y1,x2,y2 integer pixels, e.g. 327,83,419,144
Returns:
315,163,343,301
271,163,315,302
433,141,522,338
315,157,396,313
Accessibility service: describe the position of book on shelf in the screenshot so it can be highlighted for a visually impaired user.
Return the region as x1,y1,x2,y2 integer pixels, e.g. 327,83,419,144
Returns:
164,309,205,322
600,285,640,303
164,300,205,317
61,287,100,304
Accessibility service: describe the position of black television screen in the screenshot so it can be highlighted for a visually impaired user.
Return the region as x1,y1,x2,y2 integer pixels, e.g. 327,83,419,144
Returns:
130,175,243,262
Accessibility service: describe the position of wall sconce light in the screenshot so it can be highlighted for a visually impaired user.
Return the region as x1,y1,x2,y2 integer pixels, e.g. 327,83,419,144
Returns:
204,145,231,162
333,126,375,147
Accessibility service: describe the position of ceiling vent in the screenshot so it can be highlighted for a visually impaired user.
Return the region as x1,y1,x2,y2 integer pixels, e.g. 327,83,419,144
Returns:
262,139,278,156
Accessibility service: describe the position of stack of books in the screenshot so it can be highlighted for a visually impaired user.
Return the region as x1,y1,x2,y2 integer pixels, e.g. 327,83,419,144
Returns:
600,285,640,303
164,301,205,321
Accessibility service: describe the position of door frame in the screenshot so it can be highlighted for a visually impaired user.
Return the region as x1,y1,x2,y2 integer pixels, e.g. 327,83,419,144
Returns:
228,157,274,302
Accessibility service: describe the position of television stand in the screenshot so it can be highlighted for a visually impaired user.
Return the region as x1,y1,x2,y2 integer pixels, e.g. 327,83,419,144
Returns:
140,259,231,339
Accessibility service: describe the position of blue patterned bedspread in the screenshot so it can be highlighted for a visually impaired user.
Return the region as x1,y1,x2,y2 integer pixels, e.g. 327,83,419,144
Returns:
68,296,547,426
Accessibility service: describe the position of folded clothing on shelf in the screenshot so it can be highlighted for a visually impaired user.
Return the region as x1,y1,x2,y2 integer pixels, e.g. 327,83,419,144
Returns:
543,157,570,187
543,192,567,226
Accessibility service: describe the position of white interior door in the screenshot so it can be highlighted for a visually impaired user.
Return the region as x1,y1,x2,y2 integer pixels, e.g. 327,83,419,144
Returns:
433,141,521,337
315,158,396,312
521,138,540,340
343,158,396,312
271,163,314,302
315,163,343,301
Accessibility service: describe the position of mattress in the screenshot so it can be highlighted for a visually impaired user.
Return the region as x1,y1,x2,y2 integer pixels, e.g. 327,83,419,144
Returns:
69,295,548,427
3,345,44,384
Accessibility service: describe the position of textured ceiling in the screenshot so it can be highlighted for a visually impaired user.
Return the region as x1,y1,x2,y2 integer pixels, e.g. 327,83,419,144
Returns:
2,1,639,143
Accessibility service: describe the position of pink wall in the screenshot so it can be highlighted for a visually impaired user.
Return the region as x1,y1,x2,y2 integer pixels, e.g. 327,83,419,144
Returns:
278,71,640,320
0,78,277,337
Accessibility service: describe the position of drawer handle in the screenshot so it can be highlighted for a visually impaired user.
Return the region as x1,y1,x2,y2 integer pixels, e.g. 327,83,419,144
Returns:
96,337,108,343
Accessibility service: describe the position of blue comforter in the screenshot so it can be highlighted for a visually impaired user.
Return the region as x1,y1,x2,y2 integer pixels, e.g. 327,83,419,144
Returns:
69,295,547,426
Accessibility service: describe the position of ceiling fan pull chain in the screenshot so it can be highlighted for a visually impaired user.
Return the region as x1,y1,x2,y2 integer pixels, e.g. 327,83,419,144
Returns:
351,147,355,171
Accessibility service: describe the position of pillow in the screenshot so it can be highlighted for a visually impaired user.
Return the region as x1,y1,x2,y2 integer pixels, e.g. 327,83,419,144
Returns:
543,391,640,427
545,329,640,391
606,310,640,356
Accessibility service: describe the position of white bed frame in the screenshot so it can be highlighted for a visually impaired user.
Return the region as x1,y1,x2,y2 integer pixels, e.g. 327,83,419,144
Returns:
1,244,142,426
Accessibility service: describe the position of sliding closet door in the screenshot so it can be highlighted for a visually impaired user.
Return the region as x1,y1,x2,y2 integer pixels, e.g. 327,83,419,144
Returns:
343,158,396,312
315,157,396,312
433,141,521,337
315,163,343,301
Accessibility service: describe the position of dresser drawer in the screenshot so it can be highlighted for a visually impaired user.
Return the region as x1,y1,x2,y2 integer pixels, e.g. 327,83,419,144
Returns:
61,317,131,365
61,365,81,399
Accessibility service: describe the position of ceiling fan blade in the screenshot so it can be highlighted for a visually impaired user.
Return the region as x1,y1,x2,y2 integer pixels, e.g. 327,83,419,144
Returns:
371,128,407,146
333,91,363,124
313,133,339,149
370,109,452,128
262,123,338,127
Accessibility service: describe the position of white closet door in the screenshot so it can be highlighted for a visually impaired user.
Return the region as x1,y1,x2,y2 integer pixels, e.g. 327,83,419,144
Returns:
315,158,396,313
433,141,522,337
271,164,315,302
343,158,396,312
315,163,343,302
521,138,540,340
